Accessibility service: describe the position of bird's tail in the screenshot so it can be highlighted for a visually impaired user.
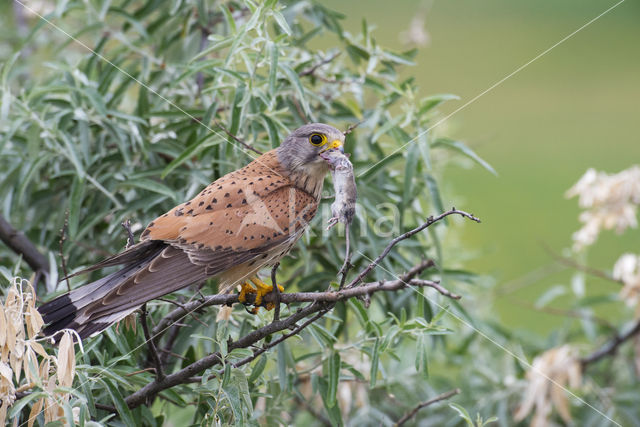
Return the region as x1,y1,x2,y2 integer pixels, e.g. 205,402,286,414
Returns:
38,241,165,340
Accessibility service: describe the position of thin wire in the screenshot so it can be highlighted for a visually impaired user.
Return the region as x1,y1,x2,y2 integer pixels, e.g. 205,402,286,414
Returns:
355,250,621,426
358,0,626,178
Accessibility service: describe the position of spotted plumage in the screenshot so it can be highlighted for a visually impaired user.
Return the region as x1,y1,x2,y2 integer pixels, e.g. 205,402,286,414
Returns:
38,123,345,339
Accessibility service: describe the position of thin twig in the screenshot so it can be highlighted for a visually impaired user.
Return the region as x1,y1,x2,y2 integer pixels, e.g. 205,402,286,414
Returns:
294,394,332,426
213,120,263,155
410,279,461,299
291,97,308,122
157,297,208,327
346,208,480,289
95,403,118,413
0,213,50,286
160,324,184,367
271,262,281,321
395,388,461,426
343,121,361,136
299,52,341,77
581,318,640,367
151,266,442,337
141,304,165,382
59,211,71,292
541,243,622,285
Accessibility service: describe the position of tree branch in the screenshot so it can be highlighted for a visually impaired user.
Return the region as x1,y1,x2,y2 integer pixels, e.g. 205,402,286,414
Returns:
0,214,50,284
151,259,436,338
127,276,453,408
141,304,165,382
580,318,640,368
213,120,263,155
395,388,461,426
299,52,341,77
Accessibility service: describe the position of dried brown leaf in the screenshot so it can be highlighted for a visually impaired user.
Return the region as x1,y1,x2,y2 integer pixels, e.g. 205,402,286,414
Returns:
0,401,8,427
57,331,76,388
27,306,44,339
23,346,38,384
0,308,6,349
28,397,44,427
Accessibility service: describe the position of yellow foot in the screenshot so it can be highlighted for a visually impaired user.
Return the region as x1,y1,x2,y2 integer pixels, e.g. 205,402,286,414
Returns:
237,276,284,312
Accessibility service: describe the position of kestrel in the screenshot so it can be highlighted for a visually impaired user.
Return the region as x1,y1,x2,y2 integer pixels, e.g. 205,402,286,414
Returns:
39,123,345,339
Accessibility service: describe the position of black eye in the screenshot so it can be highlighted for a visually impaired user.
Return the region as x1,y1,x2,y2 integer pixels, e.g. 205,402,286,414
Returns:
309,133,325,146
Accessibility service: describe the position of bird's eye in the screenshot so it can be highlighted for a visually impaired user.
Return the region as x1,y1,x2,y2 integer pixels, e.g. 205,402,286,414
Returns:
309,133,326,146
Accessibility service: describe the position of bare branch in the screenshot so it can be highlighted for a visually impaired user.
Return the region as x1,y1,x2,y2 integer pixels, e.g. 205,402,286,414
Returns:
0,214,50,285
580,318,640,367
343,121,361,136
128,275,451,408
151,259,436,337
395,388,461,426
59,212,71,292
410,279,461,299
213,120,264,155
141,304,165,382
299,52,341,77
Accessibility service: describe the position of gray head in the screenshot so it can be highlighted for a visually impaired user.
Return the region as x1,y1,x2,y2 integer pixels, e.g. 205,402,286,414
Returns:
276,123,345,173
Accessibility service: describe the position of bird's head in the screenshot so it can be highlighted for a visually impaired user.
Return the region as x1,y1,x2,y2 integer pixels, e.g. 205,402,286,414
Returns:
276,123,345,174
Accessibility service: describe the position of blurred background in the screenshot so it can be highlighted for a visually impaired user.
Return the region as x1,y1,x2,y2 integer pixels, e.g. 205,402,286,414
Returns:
322,0,640,332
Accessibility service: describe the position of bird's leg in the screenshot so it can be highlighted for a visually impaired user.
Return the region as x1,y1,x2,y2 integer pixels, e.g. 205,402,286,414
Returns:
237,276,284,313
250,277,284,309
238,280,257,304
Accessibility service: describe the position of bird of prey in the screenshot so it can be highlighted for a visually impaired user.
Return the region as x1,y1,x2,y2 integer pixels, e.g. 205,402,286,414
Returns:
38,123,345,339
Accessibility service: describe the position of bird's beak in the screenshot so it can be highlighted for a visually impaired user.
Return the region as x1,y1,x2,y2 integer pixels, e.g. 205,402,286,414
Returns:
320,140,344,154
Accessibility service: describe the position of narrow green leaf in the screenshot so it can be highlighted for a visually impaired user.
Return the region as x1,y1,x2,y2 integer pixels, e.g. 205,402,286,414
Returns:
229,85,245,136
277,342,287,391
433,138,497,175
425,174,445,215
358,152,403,180
325,351,340,408
248,355,267,383
221,363,231,387
402,143,419,227
101,378,135,427
415,334,429,379
418,94,460,116
280,64,311,117
125,179,177,201
346,44,370,64
222,382,244,424
271,11,292,35
268,42,278,96
8,392,48,419
370,337,380,388
449,403,474,426
68,175,85,237
318,377,344,426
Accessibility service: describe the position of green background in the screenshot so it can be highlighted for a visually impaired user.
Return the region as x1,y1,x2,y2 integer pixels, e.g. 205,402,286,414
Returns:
321,0,640,331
